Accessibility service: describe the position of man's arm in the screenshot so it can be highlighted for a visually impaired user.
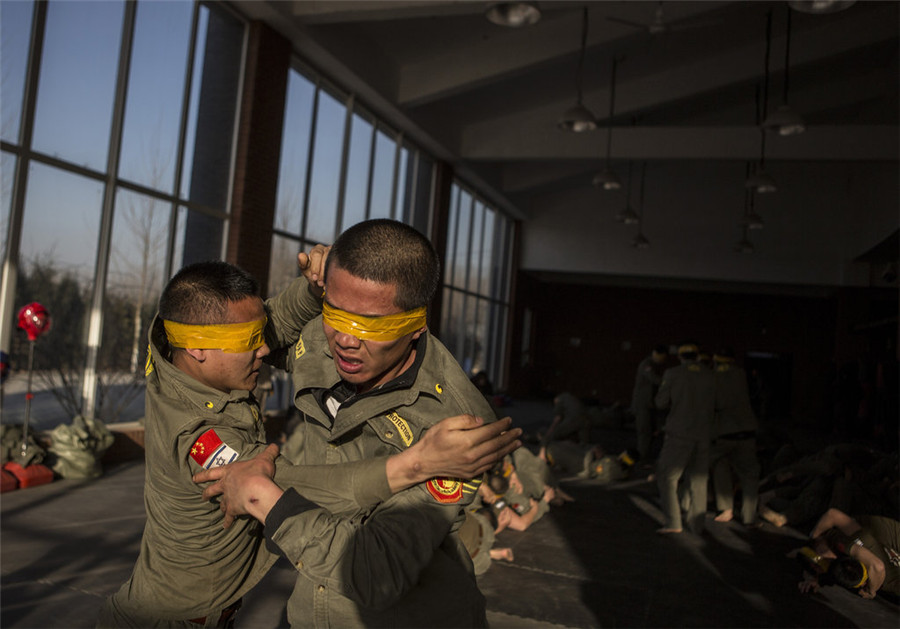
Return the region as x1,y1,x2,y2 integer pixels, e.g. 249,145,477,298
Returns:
194,415,522,524
264,246,329,351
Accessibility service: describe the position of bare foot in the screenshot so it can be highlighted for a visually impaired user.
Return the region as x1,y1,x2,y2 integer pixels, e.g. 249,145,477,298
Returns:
714,509,734,523
490,547,515,562
760,506,787,527
657,527,683,535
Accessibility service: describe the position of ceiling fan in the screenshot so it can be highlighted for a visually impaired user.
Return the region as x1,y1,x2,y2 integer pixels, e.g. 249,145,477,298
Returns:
606,1,717,36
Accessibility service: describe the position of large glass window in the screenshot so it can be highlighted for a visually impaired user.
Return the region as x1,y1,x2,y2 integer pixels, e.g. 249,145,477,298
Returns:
439,181,514,387
305,88,345,244
1,0,247,426
368,127,396,220
31,0,125,172
118,0,193,193
1,0,34,144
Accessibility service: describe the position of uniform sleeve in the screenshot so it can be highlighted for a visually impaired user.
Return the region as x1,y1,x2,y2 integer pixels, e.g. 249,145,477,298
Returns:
263,276,323,350
266,474,479,610
273,456,393,512
183,424,268,476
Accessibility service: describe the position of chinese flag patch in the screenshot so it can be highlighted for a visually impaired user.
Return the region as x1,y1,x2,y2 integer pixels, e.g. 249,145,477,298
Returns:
426,478,463,504
190,429,238,469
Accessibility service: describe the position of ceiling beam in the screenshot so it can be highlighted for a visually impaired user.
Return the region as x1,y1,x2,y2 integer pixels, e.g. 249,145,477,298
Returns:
461,125,899,161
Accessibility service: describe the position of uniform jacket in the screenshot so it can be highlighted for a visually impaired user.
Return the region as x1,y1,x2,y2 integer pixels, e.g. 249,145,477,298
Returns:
655,361,715,441
100,279,388,627
632,355,663,411
713,363,758,437
271,319,494,628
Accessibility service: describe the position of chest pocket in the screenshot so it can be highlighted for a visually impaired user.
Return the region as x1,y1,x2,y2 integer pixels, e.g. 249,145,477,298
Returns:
369,411,419,450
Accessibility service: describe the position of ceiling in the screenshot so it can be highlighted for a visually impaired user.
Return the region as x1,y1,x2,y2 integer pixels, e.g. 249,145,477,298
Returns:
231,0,899,287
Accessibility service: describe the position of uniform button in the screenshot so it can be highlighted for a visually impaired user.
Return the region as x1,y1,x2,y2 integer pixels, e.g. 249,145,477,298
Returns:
295,560,303,569
317,585,326,593
385,430,393,439
205,401,214,408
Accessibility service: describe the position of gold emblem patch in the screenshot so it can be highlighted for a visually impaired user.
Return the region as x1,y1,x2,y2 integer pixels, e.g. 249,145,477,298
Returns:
385,412,413,446
426,478,463,503
295,335,305,360
144,344,154,376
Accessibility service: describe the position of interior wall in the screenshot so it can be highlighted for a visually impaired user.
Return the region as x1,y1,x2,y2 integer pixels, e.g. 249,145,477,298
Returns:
506,274,897,433
517,160,898,287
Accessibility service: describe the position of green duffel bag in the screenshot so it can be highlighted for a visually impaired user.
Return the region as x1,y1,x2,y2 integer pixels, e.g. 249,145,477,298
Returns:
46,415,114,479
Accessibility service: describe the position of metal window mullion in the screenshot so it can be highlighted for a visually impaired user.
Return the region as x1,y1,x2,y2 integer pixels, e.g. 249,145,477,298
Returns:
405,145,418,225
389,130,400,220
333,93,354,237
299,78,320,239
165,0,202,280
0,0,47,360
218,13,249,261
81,0,137,419
363,121,376,219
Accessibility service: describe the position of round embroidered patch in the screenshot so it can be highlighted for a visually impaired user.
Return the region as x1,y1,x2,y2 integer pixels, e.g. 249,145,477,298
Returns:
426,478,462,503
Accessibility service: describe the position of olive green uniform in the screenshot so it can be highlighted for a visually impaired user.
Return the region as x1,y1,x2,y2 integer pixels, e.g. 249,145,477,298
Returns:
273,320,494,628
654,361,715,533
541,392,588,447
98,279,390,628
710,362,760,524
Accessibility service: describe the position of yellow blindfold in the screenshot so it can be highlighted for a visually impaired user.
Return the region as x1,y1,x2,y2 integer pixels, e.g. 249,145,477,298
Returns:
164,318,267,353
322,301,426,342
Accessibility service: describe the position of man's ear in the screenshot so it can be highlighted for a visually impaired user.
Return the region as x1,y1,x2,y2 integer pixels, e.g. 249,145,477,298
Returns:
184,347,207,363
411,326,427,341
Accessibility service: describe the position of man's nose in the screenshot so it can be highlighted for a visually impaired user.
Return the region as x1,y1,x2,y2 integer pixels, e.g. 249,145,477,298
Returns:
256,342,271,358
334,330,361,348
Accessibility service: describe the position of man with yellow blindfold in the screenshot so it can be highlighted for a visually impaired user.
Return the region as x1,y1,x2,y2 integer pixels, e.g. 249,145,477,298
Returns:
101,251,520,628
800,507,899,602
194,219,516,628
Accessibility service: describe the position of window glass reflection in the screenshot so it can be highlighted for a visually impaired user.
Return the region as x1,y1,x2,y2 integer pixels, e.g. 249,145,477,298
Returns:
394,145,409,221
452,189,472,289
368,127,396,220
119,0,192,192
480,208,496,295
444,185,460,286
306,88,345,244
467,201,484,293
32,0,124,171
276,70,315,237
268,234,301,298
0,0,33,144
342,111,374,231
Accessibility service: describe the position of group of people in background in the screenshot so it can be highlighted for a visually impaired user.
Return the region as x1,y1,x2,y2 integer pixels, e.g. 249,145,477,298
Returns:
503,341,898,605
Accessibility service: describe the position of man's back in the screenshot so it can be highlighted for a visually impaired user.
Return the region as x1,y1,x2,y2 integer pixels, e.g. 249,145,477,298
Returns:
656,362,715,440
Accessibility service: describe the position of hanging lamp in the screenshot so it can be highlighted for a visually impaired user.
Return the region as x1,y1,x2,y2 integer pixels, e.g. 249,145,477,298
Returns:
763,7,805,135
485,2,542,27
558,8,597,132
746,13,778,194
615,162,639,223
592,55,622,190
632,161,650,248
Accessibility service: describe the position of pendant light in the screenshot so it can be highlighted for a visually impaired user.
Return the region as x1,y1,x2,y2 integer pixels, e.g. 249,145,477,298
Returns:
632,161,650,249
736,179,756,253
592,55,622,190
788,1,855,14
615,162,639,223
763,7,805,135
485,2,542,28
746,13,777,194
558,8,597,132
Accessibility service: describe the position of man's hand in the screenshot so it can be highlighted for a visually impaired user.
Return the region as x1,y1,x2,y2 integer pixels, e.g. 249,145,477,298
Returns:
192,444,284,528
386,415,521,493
298,245,330,297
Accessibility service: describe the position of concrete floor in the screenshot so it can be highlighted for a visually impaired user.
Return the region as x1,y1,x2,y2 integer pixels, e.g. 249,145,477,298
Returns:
2,398,898,628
